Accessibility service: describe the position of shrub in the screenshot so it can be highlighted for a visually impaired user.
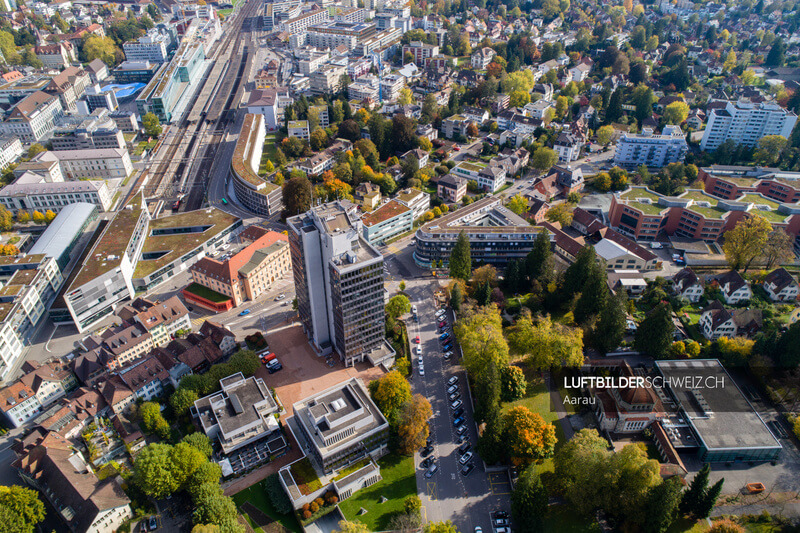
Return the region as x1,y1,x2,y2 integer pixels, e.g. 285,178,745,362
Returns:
302,503,310,512
309,502,319,513
314,497,324,507
303,510,312,519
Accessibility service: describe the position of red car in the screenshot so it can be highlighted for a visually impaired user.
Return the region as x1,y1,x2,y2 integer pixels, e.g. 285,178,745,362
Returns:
414,336,420,344
453,146,461,151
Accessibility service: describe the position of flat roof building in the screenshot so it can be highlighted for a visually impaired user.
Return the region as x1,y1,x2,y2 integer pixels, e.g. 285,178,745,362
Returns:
655,359,781,462
230,114,283,216
28,202,98,271
290,378,389,473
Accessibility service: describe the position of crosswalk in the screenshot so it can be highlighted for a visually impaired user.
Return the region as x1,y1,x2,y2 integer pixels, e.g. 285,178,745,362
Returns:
191,317,207,329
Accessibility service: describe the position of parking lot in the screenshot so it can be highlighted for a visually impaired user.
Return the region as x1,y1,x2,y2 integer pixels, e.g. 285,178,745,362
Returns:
405,281,511,532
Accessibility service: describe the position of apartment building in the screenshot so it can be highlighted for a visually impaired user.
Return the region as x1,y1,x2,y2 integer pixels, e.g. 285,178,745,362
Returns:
699,165,800,203
761,267,799,302
247,86,293,131
123,29,171,63
189,230,291,308
280,8,330,35
0,91,64,142
43,67,91,113
33,42,74,69
554,132,582,162
442,115,470,139
437,174,467,203
471,47,496,69
414,197,543,267
289,378,389,474
0,177,113,213
701,101,798,151
360,199,413,245
451,160,507,193
230,115,283,216
288,201,392,367
297,50,330,76
613,126,688,169
0,135,22,169
118,295,191,348
379,74,405,102
310,64,347,95
287,120,310,140
402,41,439,64
51,109,125,151
395,187,430,220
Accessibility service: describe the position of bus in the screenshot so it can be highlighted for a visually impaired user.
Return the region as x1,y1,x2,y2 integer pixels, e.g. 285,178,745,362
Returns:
222,198,228,205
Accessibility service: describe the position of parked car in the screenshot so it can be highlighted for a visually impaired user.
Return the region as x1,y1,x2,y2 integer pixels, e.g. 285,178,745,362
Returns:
449,392,460,402
418,363,425,376
438,321,448,327
451,399,462,410
439,332,450,341
649,242,663,249
461,463,475,476
148,517,157,531
448,376,459,386
436,309,446,318
459,451,473,464
420,445,434,457
411,305,417,315
444,351,454,359
238,309,251,316
453,416,465,427
493,511,509,519
424,464,439,478
494,519,509,527
458,442,472,455
414,336,420,344
443,343,453,351
456,425,468,435
267,361,283,373
421,457,435,469
447,385,458,394
453,407,464,418
416,346,422,355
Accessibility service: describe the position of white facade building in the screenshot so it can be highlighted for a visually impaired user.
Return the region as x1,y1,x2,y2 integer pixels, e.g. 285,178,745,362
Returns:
614,126,688,169
700,101,798,151
123,30,171,63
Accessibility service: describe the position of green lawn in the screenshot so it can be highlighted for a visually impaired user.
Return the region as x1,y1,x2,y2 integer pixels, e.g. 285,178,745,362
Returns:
134,140,157,156
183,283,231,303
339,454,415,531
543,505,602,533
233,483,302,533
218,8,233,16
290,458,322,494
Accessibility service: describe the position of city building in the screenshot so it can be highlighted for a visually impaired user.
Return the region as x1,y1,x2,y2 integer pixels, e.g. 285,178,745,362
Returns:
306,21,375,51
672,267,704,303
614,126,688,169
0,177,113,213
109,111,139,133
113,61,161,84
437,174,467,203
451,160,507,193
310,64,347,96
0,135,22,169
402,41,439,64
761,267,799,302
0,361,76,427
43,149,133,180
13,433,133,532
289,378,389,473
287,120,310,140
64,193,150,333
43,67,91,113
379,74,405,102
0,74,52,106
588,360,661,434
699,165,800,203
471,47,496,69
709,270,752,304
288,201,393,366
554,132,581,162
395,187,430,220
28,202,98,271
0,91,64,142
0,256,64,383
188,230,291,309
83,85,119,113
654,359,781,462
246,87,292,131
441,115,470,139
414,196,544,267
33,42,75,69
123,29,171,63
594,233,659,271
118,296,191,348
230,114,283,217
355,182,381,210
360,199,413,245
280,8,330,35
51,109,125,151
192,373,282,455
701,101,798,151
86,58,109,84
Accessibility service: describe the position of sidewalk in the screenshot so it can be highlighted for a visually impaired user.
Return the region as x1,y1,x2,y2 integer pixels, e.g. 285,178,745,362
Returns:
544,371,575,441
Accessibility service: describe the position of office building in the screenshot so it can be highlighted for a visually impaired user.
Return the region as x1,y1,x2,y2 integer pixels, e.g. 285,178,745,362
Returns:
43,67,91,113
246,87,293,131
0,135,22,169
28,202,98,271
0,91,64,142
188,230,291,308
614,126,688,169
64,193,150,333
0,255,63,383
287,120,310,140
414,197,544,267
43,149,133,180
230,114,283,216
0,74,52,106
51,110,125,151
360,199,413,245
83,84,119,113
402,41,439,64
33,42,75,69
395,187,430,220
110,111,139,133
289,378,389,473
113,61,161,84
0,177,113,213
701,101,798,151
193,373,282,455
123,29,171,63
280,8,330,35
288,201,393,366
655,359,781,462
310,64,346,96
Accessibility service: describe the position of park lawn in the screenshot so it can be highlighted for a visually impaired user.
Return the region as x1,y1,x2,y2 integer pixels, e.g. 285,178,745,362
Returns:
339,454,415,531
667,517,710,533
233,483,302,533
218,8,233,16
184,283,231,303
134,140,157,155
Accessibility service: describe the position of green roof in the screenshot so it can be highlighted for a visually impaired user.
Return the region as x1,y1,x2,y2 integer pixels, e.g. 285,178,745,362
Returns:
619,188,665,215
456,161,487,173
231,114,279,192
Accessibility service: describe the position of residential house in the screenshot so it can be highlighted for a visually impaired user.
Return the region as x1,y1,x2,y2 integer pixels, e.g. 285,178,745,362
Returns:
554,132,581,162
672,267,704,303
709,270,752,304
437,174,467,203
471,47,496,69
761,267,799,302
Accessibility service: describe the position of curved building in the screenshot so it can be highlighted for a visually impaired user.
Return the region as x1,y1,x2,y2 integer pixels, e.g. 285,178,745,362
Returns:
230,114,283,216
414,196,543,267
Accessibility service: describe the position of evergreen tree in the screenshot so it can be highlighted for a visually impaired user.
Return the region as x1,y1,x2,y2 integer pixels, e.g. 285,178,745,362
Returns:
504,260,521,293
451,283,463,313
526,231,552,283
594,292,627,354
644,477,683,533
476,281,492,306
679,463,710,516
511,465,548,533
449,231,471,281
634,302,674,359
574,262,607,324
563,246,597,300
766,38,785,67
605,88,624,123
696,479,724,519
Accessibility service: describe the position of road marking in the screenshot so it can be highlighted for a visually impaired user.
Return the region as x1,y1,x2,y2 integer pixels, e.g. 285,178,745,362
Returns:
427,482,437,500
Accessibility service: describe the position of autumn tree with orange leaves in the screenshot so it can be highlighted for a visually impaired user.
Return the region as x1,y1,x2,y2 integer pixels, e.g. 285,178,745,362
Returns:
502,406,557,466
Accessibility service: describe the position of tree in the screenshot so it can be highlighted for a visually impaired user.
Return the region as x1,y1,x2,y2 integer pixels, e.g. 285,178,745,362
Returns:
723,215,772,271
84,35,118,66
766,38,785,67
762,230,794,269
391,115,417,153
596,125,614,145
563,246,597,299
142,112,162,137
755,135,787,165
335,520,371,533
573,261,607,324
0,485,45,533
606,88,623,123
723,51,737,73
169,441,206,488
708,519,745,533
526,231,552,282
471,264,498,291
44,210,56,224
467,122,479,138
509,89,531,108
337,119,361,142
508,311,583,369
454,305,509,388
511,465,548,533
506,194,528,216
16,210,30,224
450,282,463,312
135,443,181,499
631,84,656,124
594,292,627,354
182,432,213,458
679,463,710,517
501,365,527,402
386,294,411,319
643,477,683,533
398,87,414,105
170,387,198,418
368,370,412,424
424,521,459,533
531,147,558,171
449,230,471,280
663,101,690,125
397,394,432,454
310,128,329,151
32,210,45,225
283,175,312,216
546,203,573,226
418,136,433,152
502,406,556,466
695,479,724,519
139,401,170,439
634,302,674,359
193,486,240,530
192,526,221,533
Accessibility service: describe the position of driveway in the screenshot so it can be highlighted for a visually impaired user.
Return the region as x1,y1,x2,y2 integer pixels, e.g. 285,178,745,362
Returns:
405,282,511,531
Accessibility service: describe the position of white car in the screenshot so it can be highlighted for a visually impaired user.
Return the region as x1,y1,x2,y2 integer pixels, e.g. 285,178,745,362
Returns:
459,451,473,464
451,399,462,410
411,305,417,315
436,309,446,318
416,346,422,355
649,242,663,249
419,364,425,376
